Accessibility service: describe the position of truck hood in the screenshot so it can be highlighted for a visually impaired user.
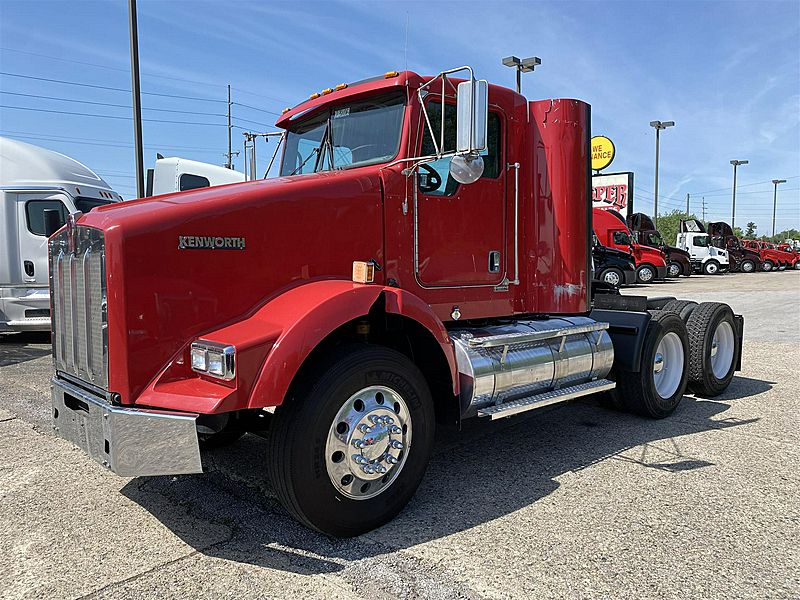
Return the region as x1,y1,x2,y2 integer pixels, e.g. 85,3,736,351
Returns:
78,169,384,404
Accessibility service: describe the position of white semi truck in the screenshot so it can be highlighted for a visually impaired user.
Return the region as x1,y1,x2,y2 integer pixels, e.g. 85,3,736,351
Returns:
0,137,122,332
676,219,730,275
1,137,246,333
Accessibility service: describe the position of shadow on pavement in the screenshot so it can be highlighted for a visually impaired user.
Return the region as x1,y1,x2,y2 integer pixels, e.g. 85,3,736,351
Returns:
122,373,766,576
0,332,52,366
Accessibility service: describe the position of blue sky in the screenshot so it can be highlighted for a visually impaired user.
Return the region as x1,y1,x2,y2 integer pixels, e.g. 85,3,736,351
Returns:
1,0,798,235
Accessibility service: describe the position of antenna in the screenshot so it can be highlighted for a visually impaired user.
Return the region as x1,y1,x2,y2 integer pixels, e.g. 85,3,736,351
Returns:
403,13,409,72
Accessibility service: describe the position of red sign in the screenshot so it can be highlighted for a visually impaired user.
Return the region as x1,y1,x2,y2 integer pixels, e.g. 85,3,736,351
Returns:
592,172,634,216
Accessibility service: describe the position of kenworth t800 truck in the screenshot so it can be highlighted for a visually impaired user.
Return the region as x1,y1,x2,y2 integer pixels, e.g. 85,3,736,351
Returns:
49,68,743,536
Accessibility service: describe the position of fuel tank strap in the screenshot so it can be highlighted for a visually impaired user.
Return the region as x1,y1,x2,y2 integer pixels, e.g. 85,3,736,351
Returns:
465,321,609,348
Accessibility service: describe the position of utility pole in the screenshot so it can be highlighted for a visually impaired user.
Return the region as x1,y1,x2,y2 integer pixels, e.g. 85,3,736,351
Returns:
701,197,707,225
686,193,690,217
730,159,748,229
226,84,233,169
649,120,675,228
128,0,144,198
772,179,786,237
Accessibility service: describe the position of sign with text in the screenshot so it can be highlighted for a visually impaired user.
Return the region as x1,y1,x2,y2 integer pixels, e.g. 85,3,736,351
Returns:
592,172,634,216
591,135,615,171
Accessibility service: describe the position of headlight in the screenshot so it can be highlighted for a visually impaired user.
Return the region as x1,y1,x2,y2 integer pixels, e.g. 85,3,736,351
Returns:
190,341,235,381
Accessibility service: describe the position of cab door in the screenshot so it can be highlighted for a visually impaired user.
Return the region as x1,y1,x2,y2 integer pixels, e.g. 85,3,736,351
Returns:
15,192,69,285
414,100,506,287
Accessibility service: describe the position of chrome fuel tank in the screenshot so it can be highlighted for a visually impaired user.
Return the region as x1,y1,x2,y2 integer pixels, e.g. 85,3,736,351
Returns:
450,316,614,418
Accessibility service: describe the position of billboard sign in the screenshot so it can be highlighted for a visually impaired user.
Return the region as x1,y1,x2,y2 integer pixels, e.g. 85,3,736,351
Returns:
591,135,615,171
593,171,634,216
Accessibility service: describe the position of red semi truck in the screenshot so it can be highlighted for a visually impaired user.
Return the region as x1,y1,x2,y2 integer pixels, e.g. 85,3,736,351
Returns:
741,239,797,271
593,208,668,283
48,67,743,536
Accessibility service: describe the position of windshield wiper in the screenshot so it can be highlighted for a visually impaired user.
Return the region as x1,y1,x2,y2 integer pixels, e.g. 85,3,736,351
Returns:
289,146,321,176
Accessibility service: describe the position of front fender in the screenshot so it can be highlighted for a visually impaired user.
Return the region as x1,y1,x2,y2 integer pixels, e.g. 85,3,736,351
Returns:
245,280,458,409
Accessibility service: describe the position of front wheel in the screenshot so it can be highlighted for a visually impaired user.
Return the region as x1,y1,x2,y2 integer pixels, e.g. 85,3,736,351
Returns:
762,260,774,272
636,264,656,284
667,261,682,277
600,267,624,287
267,345,435,537
739,259,755,273
703,260,720,275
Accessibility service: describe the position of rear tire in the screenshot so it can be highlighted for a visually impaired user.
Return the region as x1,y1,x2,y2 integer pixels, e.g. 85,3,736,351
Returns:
686,302,739,398
660,299,698,322
267,344,435,537
703,260,720,275
600,267,624,287
613,311,689,419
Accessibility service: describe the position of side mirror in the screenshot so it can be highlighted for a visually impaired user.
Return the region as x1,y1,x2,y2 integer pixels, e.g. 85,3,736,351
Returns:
43,209,65,237
456,79,488,154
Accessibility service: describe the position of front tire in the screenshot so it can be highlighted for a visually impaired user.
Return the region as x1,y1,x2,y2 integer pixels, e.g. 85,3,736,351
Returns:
762,260,774,272
613,311,689,419
667,261,682,277
703,260,720,275
267,345,435,537
600,267,624,287
636,264,656,284
739,259,755,273
686,303,739,398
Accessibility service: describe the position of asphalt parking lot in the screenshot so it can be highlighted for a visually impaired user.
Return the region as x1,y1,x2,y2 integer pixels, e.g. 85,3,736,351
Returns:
1,271,798,600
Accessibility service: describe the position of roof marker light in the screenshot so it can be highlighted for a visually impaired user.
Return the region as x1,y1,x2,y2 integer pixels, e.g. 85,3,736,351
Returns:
309,92,321,100
335,83,347,91
322,88,333,95
282,107,290,114
384,71,399,78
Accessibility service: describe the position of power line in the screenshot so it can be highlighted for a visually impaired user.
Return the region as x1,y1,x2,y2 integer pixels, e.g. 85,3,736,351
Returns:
0,90,226,117
0,104,226,126
0,71,225,103
690,175,800,195
232,101,281,117
1,129,221,152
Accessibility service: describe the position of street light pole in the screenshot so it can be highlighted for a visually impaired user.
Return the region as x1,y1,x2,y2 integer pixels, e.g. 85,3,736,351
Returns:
649,120,675,227
772,179,786,238
502,55,541,94
730,159,749,230
128,0,144,198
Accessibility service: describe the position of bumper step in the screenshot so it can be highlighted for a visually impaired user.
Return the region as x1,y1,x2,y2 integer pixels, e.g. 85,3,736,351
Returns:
477,379,616,420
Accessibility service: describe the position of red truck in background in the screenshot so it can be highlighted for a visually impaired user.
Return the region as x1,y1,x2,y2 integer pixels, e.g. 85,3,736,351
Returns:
741,239,798,271
48,67,743,536
593,208,668,283
627,212,692,277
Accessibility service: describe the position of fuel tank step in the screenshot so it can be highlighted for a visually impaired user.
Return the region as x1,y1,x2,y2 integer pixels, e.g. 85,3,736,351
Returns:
476,378,616,420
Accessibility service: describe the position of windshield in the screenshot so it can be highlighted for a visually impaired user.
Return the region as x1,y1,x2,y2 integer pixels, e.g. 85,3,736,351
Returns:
280,92,405,176
645,232,663,246
693,235,709,247
75,197,114,213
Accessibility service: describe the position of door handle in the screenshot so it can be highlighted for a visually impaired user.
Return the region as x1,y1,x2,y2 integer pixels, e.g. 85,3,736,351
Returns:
24,260,35,278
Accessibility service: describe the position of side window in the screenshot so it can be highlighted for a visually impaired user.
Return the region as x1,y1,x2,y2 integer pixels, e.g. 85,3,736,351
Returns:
612,231,629,245
25,199,68,236
180,173,211,191
419,102,502,196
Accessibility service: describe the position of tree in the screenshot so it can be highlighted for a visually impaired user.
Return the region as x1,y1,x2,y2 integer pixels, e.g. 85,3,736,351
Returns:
733,226,743,237
654,209,698,248
745,222,757,237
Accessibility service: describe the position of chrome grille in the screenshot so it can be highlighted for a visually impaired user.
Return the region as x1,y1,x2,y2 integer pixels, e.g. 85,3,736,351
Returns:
49,226,108,389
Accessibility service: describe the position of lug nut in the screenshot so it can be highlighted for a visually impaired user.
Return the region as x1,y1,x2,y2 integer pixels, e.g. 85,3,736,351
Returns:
374,464,387,474
352,439,365,449
390,425,401,434
358,424,371,434
352,454,368,464
362,465,375,474
391,440,404,450
386,455,398,464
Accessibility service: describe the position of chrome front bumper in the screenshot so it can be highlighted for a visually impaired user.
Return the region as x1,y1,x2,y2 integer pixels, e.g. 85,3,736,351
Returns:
51,377,202,477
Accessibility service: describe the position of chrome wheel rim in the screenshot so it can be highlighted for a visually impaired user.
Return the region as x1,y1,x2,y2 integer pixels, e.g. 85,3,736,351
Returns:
795,263,800,270
706,262,718,274
710,321,735,379
604,270,621,286
653,332,684,399
639,267,654,282
741,261,753,273
763,262,772,271
325,385,411,500
668,263,681,277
